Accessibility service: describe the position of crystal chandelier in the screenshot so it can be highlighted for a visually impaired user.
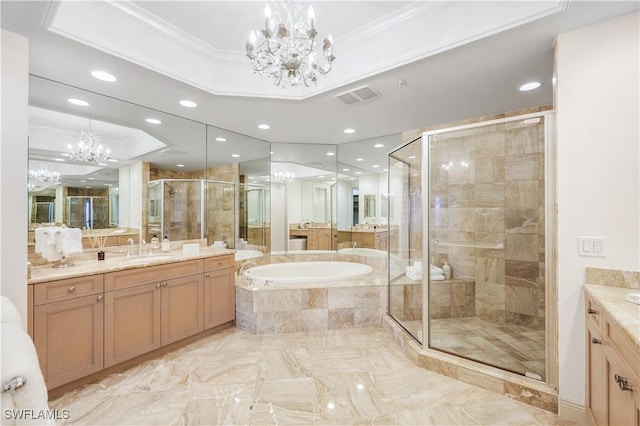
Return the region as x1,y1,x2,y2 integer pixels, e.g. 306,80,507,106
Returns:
29,166,60,183
246,1,336,87
272,171,295,183
67,121,110,164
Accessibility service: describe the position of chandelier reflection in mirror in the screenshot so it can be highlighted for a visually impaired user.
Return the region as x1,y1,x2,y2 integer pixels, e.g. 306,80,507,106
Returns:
246,1,335,87
67,121,110,164
272,171,295,183
29,166,60,183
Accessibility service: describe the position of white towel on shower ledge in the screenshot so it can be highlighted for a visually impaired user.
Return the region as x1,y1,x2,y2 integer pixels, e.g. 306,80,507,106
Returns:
406,272,422,281
430,274,445,281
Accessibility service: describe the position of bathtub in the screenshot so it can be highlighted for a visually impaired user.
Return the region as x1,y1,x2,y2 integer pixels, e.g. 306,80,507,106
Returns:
234,249,264,261
337,247,387,258
235,260,386,334
243,261,372,285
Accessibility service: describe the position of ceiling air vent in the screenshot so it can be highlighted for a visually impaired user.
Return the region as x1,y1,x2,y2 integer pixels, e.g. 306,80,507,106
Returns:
335,85,380,105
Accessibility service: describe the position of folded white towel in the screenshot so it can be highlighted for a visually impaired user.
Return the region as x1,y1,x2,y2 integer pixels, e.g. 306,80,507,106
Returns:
431,265,444,275
57,228,83,256
430,274,445,281
405,266,417,275
1,298,52,425
406,272,422,281
42,245,62,262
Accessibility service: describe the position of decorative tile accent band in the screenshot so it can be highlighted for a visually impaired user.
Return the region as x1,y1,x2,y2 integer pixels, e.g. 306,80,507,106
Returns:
585,267,640,290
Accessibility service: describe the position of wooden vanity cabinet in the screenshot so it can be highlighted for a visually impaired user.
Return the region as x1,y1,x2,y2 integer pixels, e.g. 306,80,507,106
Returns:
203,255,235,329
32,274,104,389
586,293,640,426
104,260,204,367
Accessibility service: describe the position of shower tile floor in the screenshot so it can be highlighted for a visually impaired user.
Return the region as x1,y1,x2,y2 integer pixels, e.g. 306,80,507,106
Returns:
49,327,569,425
404,317,546,379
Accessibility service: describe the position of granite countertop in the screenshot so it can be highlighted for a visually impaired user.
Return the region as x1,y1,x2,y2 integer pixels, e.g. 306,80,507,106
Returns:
29,247,236,285
584,283,640,347
350,228,388,234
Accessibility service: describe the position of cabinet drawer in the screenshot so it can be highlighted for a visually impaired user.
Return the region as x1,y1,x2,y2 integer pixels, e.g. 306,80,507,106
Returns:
585,295,603,334
204,255,235,272
34,274,104,306
105,259,203,291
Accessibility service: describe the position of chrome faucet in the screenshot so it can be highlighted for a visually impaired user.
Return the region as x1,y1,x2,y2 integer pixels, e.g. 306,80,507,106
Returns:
238,261,257,285
352,241,357,248
125,238,135,258
138,240,146,256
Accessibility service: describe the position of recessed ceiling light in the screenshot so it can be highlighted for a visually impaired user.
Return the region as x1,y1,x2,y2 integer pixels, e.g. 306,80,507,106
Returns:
344,128,355,134
383,168,388,172
145,118,161,124
87,177,95,180
372,165,380,168
326,152,335,156
232,154,240,158
216,137,227,142
355,172,362,175
374,144,384,148
107,159,118,162
81,180,87,183
53,158,65,162
356,158,364,162
68,98,90,106
270,151,274,155
91,70,117,82
258,124,270,130
519,81,541,91
342,168,350,172
349,177,356,181
179,100,197,108
176,164,185,168
408,155,416,159
318,175,325,178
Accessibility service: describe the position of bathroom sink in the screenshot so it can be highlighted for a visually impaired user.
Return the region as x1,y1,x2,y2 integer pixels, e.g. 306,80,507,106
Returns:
121,254,174,264
625,293,640,305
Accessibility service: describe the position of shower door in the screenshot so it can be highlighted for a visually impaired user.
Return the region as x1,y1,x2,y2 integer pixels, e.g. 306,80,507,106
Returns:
426,114,548,380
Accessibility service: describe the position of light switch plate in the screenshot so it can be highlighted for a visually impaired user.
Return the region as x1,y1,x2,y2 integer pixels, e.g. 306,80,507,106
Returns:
578,236,606,257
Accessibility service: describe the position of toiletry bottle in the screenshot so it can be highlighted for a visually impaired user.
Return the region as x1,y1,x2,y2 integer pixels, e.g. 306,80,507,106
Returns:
162,236,170,252
442,261,451,279
151,234,159,251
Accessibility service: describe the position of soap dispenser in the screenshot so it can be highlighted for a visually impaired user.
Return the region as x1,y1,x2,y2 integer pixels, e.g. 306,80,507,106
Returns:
162,236,170,252
442,262,451,280
151,234,159,251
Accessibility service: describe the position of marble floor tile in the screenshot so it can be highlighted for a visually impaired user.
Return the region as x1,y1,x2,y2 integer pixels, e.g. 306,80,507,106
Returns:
49,326,568,425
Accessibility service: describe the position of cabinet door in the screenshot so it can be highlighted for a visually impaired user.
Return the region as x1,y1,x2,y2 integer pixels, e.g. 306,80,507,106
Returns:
161,274,204,345
606,347,639,426
587,321,606,425
204,268,235,329
317,230,331,250
34,294,104,389
104,282,161,368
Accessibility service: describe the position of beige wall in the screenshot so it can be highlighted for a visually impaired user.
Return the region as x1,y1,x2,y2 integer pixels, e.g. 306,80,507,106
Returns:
556,12,640,407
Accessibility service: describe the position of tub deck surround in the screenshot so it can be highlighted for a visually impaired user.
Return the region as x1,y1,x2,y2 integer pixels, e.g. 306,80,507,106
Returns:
28,246,235,284
48,327,570,426
382,316,558,413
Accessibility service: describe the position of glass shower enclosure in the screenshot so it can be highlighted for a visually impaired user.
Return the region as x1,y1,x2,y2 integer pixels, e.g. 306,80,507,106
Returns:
388,112,550,381
147,179,268,248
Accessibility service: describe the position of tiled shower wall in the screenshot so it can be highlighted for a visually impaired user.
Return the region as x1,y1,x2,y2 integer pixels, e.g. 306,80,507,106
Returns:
429,118,546,328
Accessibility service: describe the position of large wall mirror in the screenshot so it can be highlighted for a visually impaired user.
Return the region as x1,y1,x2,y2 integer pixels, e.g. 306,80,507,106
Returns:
27,75,270,257
270,142,337,252
335,134,404,252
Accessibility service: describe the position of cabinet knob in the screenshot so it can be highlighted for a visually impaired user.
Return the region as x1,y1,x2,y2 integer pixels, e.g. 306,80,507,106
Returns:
218,261,223,265
156,283,161,288
163,282,168,287
97,295,103,301
205,273,210,278
68,286,76,293
591,337,602,344
615,374,633,391
587,308,597,314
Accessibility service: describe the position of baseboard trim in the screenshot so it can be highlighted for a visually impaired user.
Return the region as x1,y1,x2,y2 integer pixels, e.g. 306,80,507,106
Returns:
558,399,589,425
